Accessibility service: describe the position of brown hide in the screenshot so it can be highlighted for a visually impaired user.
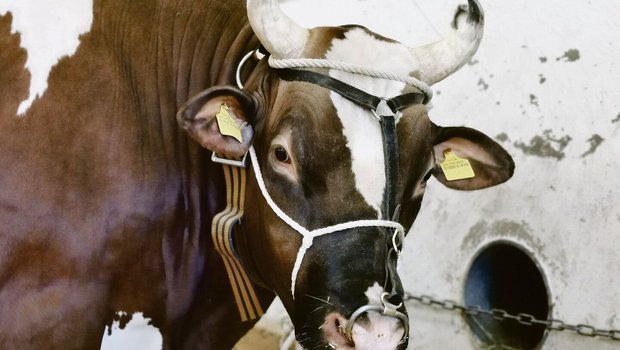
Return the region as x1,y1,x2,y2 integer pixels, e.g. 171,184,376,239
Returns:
0,13,29,117
0,1,272,349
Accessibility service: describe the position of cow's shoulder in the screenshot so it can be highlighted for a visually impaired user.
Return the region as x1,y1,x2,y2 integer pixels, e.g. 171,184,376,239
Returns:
0,12,29,118
0,2,93,116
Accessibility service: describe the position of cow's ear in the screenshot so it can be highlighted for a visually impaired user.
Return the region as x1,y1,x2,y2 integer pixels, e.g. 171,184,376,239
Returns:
431,125,514,190
177,86,260,157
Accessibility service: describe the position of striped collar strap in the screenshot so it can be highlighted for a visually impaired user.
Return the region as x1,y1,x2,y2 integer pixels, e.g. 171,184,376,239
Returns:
211,159,264,321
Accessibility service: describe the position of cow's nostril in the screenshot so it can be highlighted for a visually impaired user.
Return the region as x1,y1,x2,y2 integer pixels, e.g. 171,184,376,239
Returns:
322,313,354,348
323,310,406,350
350,310,406,350
334,318,342,333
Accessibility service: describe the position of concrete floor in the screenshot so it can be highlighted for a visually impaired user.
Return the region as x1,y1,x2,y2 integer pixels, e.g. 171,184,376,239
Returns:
233,328,281,350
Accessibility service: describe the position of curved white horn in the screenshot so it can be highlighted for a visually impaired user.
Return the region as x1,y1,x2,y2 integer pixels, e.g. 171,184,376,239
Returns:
246,0,310,58
409,0,484,85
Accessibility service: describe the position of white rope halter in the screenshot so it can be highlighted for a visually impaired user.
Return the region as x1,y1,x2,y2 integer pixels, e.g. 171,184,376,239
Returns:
235,50,433,103
248,147,406,297
268,56,434,103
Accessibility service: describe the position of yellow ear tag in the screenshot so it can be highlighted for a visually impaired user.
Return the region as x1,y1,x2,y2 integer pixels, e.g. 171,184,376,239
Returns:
215,103,243,143
440,149,475,181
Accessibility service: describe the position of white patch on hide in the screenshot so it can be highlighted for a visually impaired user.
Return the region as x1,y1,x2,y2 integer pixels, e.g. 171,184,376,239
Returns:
325,28,412,216
101,312,162,350
0,1,93,115
364,281,385,306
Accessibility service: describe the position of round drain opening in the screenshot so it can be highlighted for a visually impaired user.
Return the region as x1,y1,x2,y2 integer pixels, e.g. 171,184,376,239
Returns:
464,241,550,349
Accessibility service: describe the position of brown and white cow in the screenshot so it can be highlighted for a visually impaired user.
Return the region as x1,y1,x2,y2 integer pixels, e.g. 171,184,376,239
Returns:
0,0,513,349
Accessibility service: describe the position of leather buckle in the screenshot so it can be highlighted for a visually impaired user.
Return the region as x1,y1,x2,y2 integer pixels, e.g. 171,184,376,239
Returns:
211,152,248,168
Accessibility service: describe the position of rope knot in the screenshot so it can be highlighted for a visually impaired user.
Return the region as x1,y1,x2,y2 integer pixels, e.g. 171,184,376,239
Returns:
301,236,314,250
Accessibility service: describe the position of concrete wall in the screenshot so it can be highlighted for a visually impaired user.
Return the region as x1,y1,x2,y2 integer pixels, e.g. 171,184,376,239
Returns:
250,0,620,349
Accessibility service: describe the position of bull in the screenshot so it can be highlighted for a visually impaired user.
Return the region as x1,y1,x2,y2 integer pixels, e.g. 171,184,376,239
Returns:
0,0,513,349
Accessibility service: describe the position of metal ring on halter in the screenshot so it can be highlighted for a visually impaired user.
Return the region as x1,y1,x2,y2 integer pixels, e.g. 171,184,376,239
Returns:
371,99,403,122
344,299,409,345
381,292,404,315
345,304,382,340
392,228,403,257
235,51,254,89
236,50,266,89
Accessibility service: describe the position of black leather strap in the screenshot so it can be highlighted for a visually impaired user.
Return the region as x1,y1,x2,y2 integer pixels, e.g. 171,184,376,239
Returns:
276,68,428,111
385,248,405,300
380,115,399,219
388,93,429,112
380,115,405,304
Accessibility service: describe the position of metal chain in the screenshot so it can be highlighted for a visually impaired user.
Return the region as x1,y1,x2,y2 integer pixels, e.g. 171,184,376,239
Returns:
404,293,620,342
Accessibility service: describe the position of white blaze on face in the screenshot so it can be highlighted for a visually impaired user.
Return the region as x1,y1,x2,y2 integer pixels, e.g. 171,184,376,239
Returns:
325,28,412,216
101,312,162,350
0,1,93,116
364,281,386,306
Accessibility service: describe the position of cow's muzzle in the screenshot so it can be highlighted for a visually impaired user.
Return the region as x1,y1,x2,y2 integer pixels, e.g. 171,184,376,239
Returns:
322,296,408,350
345,292,409,346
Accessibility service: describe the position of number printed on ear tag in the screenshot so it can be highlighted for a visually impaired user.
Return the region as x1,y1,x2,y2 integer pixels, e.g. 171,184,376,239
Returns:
216,103,243,143
440,149,475,181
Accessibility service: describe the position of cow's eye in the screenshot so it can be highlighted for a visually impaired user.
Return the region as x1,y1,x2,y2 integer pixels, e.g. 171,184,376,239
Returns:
274,146,290,163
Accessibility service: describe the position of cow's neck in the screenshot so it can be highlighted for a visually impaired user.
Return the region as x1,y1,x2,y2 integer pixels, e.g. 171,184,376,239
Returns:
94,0,251,120
89,1,264,319
0,0,265,326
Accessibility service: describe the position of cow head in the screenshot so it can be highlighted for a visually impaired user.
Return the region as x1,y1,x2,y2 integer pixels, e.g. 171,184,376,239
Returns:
178,0,513,349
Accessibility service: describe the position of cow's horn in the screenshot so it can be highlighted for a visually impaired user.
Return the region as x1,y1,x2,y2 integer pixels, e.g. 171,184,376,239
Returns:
409,0,484,85
246,0,310,58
